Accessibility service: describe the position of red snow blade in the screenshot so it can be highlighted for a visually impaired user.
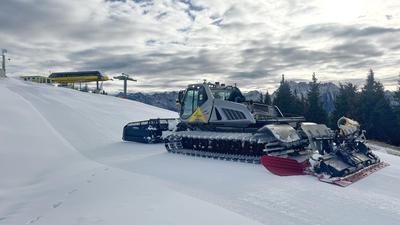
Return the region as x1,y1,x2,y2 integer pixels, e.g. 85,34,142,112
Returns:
317,161,390,187
261,155,310,176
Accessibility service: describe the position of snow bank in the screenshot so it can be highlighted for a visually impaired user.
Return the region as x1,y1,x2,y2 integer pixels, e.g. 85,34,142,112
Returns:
1,78,400,225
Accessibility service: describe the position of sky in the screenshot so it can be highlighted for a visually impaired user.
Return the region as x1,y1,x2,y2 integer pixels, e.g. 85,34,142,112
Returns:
1,0,400,93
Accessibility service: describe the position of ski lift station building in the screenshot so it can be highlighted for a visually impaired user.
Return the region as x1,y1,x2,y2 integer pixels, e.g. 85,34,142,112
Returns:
20,75,52,84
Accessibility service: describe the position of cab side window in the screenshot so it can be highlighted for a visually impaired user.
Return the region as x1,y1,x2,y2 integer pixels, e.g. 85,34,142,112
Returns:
198,86,208,106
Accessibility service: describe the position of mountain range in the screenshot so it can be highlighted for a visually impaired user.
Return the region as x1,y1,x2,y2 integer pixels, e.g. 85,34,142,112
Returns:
117,81,398,114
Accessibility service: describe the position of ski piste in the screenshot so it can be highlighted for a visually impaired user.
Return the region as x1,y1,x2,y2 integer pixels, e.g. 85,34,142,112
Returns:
123,81,390,187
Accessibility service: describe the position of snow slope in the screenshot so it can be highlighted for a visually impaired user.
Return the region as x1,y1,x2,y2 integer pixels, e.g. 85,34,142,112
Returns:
1,78,400,225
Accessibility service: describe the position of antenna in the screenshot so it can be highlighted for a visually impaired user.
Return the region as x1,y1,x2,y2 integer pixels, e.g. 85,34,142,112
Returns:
1,49,7,77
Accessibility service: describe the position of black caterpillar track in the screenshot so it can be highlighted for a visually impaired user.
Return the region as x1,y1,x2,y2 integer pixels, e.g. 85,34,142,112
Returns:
164,131,309,164
165,138,262,163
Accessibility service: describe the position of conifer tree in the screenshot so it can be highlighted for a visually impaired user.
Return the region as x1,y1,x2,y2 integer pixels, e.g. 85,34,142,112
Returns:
394,73,400,134
273,74,304,116
273,75,293,115
331,83,358,125
300,93,306,115
258,92,264,103
305,73,328,124
264,91,271,105
358,69,381,136
396,73,400,102
358,69,400,145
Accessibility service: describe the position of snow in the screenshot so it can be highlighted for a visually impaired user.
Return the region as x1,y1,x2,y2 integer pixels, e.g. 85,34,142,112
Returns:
1,78,400,225
369,142,400,157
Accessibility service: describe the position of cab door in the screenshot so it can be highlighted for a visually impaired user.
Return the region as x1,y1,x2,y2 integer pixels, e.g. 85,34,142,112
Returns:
180,86,208,120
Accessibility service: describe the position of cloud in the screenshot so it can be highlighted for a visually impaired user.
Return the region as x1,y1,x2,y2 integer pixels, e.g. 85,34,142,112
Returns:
1,0,400,93
301,24,400,38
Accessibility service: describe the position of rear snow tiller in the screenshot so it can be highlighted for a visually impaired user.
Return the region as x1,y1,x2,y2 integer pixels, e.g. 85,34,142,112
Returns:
123,82,388,187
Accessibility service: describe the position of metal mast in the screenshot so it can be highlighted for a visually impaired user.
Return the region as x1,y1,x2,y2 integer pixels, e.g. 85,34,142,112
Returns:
1,49,7,77
113,73,137,97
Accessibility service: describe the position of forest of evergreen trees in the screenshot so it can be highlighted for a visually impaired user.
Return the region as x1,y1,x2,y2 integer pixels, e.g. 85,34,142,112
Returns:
267,69,400,146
